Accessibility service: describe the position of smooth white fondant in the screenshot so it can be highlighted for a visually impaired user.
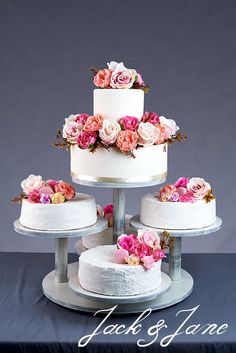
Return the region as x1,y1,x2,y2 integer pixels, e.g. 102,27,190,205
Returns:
19,193,97,231
79,245,162,296
93,89,144,121
82,215,132,249
140,194,216,229
71,144,168,181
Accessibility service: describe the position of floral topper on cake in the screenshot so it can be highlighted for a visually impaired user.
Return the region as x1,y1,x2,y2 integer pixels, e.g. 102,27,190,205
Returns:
12,174,76,204
157,177,215,203
53,112,186,158
91,61,149,93
97,204,113,227
112,229,173,270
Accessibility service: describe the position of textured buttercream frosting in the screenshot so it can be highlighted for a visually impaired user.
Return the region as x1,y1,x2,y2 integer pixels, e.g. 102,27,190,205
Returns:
19,193,97,231
79,245,162,296
140,194,216,229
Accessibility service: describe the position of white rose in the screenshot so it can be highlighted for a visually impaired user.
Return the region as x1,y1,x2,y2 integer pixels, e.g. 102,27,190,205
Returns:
187,177,211,199
62,120,82,143
159,116,179,139
21,174,44,195
137,122,160,146
107,61,128,72
65,114,77,123
99,119,121,144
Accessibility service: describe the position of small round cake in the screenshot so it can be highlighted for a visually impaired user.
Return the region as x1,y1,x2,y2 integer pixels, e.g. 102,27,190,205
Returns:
140,177,216,230
20,193,97,231
78,245,162,296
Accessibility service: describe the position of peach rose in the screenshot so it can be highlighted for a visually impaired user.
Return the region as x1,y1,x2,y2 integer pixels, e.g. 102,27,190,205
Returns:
54,182,75,200
155,125,166,144
116,130,138,153
94,69,112,88
84,114,104,132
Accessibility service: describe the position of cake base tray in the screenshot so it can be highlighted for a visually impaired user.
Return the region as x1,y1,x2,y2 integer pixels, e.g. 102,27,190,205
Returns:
69,269,171,304
42,262,193,314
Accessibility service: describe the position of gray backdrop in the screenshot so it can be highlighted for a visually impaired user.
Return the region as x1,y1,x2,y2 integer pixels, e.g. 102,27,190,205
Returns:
0,0,235,252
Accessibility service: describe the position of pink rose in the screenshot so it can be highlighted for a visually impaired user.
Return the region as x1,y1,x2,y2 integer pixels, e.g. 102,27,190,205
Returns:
110,69,136,89
54,182,75,200
135,243,152,258
141,255,155,270
118,234,137,251
74,114,90,125
137,122,160,146
159,116,179,139
104,204,113,216
94,69,112,88
77,131,97,149
99,120,121,144
46,179,58,190
113,248,129,264
153,249,166,261
175,177,189,188
179,191,195,203
159,184,177,202
84,114,104,132
28,190,40,203
62,121,83,143
187,177,211,199
142,112,160,125
138,229,160,248
116,130,138,153
38,185,54,195
119,116,139,131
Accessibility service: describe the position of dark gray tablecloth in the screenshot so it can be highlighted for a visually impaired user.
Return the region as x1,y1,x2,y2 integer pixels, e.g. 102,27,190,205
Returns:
0,252,235,353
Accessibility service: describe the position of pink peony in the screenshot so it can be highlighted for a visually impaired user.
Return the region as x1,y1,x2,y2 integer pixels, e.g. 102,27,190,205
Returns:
54,182,75,200
141,256,155,270
46,179,58,190
142,112,160,125
119,116,139,131
110,69,136,89
113,248,129,264
116,130,138,153
94,69,112,88
159,184,177,202
74,113,90,125
77,131,97,149
187,177,211,200
175,177,189,188
84,114,104,132
38,185,54,195
28,190,40,203
179,191,195,202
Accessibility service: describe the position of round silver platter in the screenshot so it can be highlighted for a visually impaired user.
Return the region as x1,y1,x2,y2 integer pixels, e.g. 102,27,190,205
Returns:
13,217,108,238
129,215,222,237
69,269,171,304
42,262,193,314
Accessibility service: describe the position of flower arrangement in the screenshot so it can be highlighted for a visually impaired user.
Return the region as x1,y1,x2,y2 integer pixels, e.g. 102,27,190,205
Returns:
91,61,149,93
113,229,172,270
97,204,113,227
54,112,186,158
12,174,76,204
157,177,215,203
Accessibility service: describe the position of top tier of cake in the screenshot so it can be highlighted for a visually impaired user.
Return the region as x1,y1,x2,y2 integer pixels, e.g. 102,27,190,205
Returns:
93,89,144,121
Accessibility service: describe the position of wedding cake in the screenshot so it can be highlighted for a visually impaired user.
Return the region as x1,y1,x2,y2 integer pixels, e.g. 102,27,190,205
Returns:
14,174,97,231
55,61,185,185
140,177,216,229
79,230,166,296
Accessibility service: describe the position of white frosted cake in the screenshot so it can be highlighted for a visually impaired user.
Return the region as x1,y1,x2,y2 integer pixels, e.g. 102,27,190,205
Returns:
140,177,216,230
15,175,97,231
55,61,184,185
79,245,162,296
79,230,166,296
